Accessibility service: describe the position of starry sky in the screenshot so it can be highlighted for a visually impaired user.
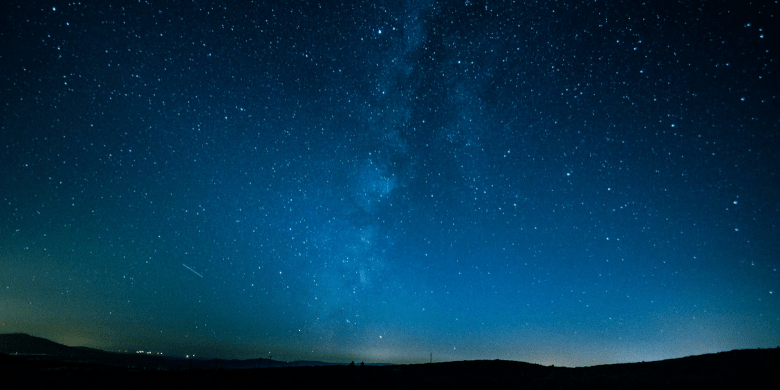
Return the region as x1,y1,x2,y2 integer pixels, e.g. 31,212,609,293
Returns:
1,0,778,367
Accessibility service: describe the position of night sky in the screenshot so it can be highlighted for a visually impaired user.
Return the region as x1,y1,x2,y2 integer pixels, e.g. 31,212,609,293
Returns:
2,0,778,367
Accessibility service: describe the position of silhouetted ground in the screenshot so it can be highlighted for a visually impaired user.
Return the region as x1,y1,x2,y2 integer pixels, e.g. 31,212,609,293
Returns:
1,335,778,389
2,349,779,389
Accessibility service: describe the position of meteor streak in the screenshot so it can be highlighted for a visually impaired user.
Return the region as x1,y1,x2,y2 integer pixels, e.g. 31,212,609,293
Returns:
182,263,203,278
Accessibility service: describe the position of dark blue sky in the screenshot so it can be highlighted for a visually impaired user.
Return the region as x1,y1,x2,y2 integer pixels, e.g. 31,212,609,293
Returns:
1,0,778,366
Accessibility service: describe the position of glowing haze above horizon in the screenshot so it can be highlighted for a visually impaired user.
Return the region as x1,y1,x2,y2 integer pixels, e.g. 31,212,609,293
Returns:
1,0,778,367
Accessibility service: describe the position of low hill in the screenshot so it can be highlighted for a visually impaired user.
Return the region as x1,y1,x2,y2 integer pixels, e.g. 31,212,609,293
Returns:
0,333,340,369
0,333,82,355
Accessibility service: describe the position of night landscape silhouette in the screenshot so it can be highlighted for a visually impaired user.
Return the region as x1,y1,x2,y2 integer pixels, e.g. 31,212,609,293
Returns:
1,0,778,387
2,334,778,389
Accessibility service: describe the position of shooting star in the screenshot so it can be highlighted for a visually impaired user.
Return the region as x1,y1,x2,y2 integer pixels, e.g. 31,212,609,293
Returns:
182,263,204,278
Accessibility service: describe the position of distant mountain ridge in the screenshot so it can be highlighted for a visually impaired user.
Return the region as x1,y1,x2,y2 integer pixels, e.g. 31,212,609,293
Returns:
0,333,343,369
0,333,70,354
0,333,110,356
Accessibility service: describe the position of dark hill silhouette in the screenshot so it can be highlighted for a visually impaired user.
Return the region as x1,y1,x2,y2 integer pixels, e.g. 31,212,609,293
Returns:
0,333,340,369
0,333,83,355
1,334,778,389
0,333,137,362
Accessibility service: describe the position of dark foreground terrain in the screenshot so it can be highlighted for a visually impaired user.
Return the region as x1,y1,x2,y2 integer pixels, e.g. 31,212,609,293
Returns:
1,334,778,389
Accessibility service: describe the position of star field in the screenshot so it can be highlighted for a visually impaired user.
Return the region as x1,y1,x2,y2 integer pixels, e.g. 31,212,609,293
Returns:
1,1,778,366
